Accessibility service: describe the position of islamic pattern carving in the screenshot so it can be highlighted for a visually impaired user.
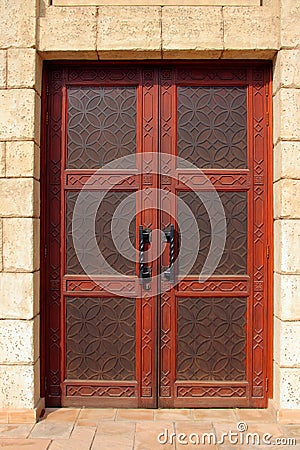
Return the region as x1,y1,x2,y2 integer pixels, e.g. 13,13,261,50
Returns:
67,86,136,169
66,297,136,380
66,191,136,276
177,297,247,381
178,191,247,275
177,86,247,168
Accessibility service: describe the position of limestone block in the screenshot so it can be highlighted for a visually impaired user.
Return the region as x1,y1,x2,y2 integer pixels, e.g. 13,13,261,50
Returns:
98,7,161,55
0,89,39,141
0,0,36,48
281,0,300,48
276,320,300,367
274,141,300,181
0,51,6,88
0,317,39,364
6,141,40,179
273,89,300,143
274,220,300,274
54,0,261,4
38,7,97,53
0,142,5,177
0,178,39,217
273,50,300,93
279,368,300,409
274,179,300,219
275,273,300,321
0,219,2,272
223,5,279,50
2,218,40,272
162,7,222,52
0,272,39,319
0,363,38,408
7,49,36,90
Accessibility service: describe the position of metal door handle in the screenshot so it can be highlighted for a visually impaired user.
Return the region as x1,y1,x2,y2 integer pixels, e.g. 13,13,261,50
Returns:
163,224,175,283
139,226,152,289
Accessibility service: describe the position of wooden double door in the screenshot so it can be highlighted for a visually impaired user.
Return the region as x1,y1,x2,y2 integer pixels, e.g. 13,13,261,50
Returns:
42,63,272,408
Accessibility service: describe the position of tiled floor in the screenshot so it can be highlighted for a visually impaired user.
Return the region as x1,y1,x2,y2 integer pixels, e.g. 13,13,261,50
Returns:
0,408,299,449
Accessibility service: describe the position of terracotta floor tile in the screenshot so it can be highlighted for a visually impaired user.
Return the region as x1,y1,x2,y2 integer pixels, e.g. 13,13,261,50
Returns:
193,409,236,422
135,422,174,450
279,425,300,438
278,410,300,424
116,409,154,421
0,412,8,424
78,408,116,421
235,408,275,423
70,425,96,441
0,439,51,449
0,424,33,438
48,439,93,450
155,409,192,421
77,419,98,427
92,421,135,450
41,408,80,423
30,422,73,439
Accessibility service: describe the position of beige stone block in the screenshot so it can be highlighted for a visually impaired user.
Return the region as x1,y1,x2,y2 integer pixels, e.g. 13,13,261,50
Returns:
0,219,2,272
223,6,279,50
273,50,300,94
273,89,300,143
281,0,300,48
162,7,222,52
7,49,36,90
279,368,300,409
0,272,39,319
0,0,35,48
39,51,98,60
0,50,6,88
0,178,39,217
274,179,300,219
274,141,300,181
98,7,161,54
6,141,40,179
274,220,300,274
162,50,222,59
38,7,97,53
0,89,39,141
275,273,300,321
3,218,40,272
0,317,39,364
54,0,261,4
0,142,5,177
278,409,300,424
0,363,38,408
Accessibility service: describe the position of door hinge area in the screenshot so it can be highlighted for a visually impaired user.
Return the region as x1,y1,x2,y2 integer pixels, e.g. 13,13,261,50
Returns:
266,112,269,126
266,378,269,392
266,245,270,259
44,245,47,259
45,111,49,126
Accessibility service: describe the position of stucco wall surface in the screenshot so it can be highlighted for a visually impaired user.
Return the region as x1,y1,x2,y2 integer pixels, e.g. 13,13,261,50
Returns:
0,0,299,421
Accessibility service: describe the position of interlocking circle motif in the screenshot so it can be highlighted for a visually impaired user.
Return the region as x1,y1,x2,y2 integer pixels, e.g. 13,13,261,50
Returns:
72,153,227,297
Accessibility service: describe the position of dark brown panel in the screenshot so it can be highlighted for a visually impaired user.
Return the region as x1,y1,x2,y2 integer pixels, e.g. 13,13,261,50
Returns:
67,86,136,169
178,191,248,275
66,190,136,276
66,297,136,380
177,86,247,169
176,297,247,381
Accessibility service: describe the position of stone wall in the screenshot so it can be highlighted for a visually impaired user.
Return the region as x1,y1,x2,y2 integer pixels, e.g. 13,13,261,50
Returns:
0,0,299,421
272,0,300,421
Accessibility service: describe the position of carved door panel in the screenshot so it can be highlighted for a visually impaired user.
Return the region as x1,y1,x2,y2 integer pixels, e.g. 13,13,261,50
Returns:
43,64,272,408
158,66,272,408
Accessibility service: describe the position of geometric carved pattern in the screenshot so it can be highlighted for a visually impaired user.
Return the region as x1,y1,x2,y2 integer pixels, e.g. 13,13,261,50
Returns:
66,384,136,398
178,86,247,169
176,385,247,398
66,297,136,380
67,87,136,169
178,191,247,275
177,297,247,381
66,190,136,276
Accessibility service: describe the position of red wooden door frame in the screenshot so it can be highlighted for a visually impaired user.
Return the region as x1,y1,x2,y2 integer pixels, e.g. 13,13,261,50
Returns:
40,61,273,408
